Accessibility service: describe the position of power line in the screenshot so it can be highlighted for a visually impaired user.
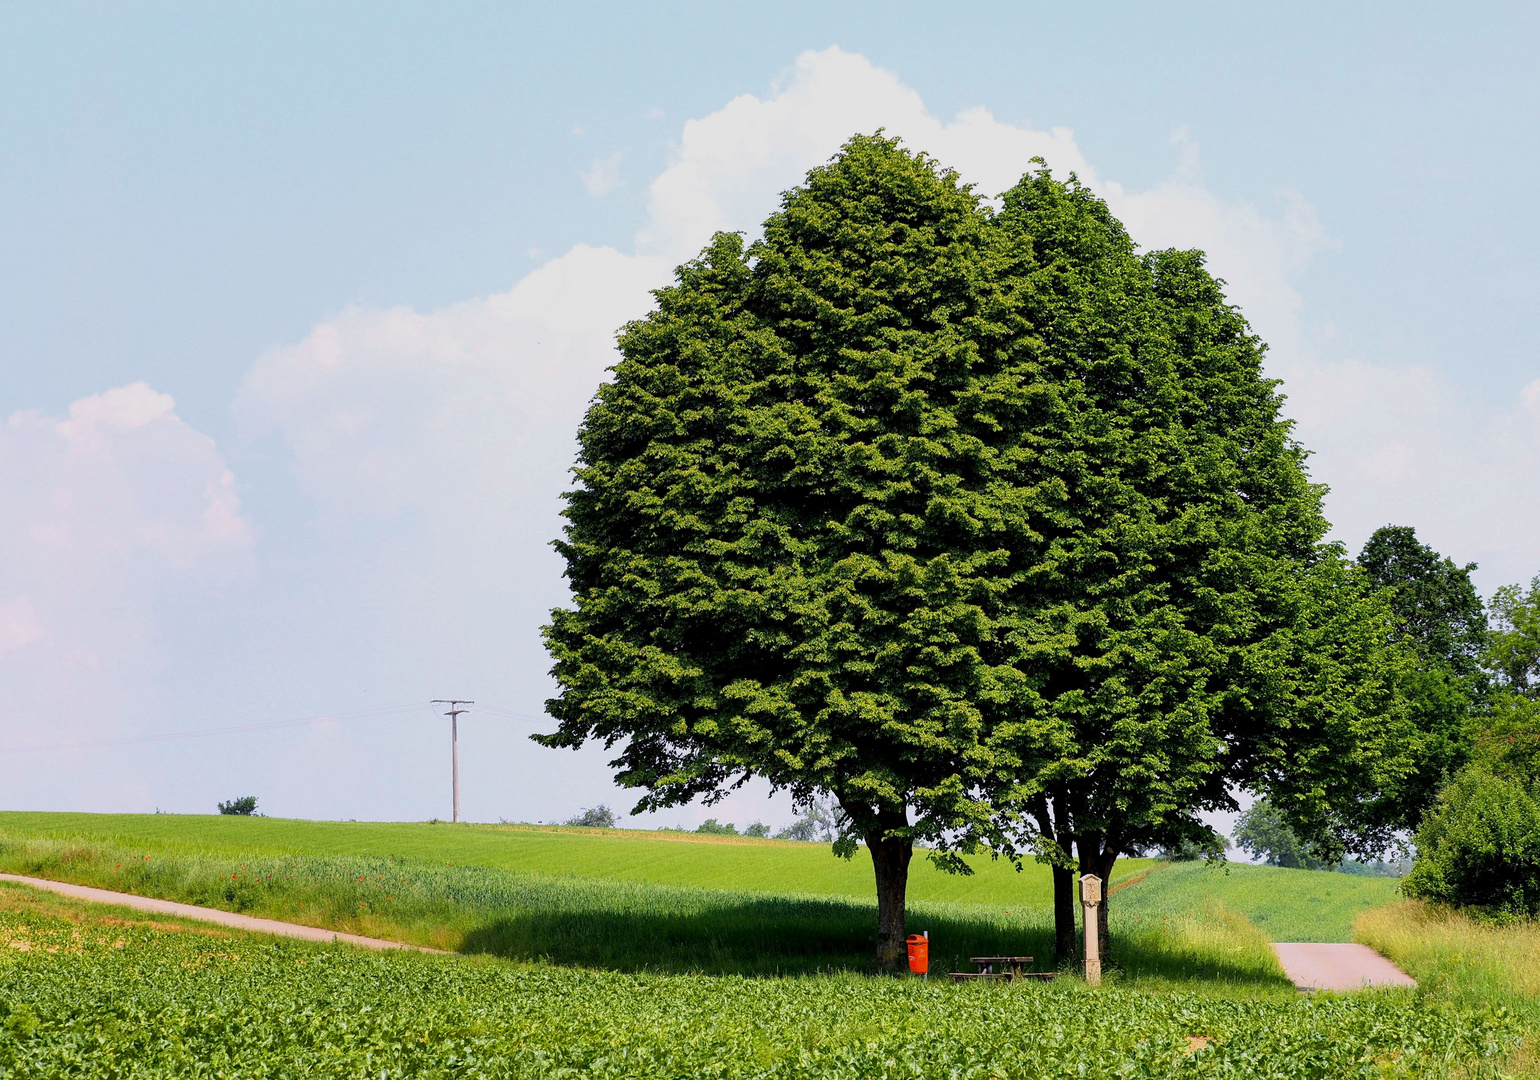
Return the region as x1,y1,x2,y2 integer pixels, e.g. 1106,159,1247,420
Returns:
0,703,425,756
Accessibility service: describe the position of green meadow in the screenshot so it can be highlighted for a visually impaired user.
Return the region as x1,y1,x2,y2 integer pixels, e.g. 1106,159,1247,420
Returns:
0,811,1153,906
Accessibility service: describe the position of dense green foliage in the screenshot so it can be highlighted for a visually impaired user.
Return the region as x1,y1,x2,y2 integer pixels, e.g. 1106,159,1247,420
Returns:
0,903,1516,1079
1404,765,1540,916
1349,527,1487,836
1487,578,1540,698
542,132,1411,966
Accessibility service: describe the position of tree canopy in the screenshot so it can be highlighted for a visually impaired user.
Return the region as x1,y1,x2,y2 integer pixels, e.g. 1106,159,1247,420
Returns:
541,135,1411,968
1318,526,1492,842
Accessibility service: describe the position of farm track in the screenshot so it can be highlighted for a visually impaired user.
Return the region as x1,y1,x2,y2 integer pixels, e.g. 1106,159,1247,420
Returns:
0,872,449,953
1271,942,1417,991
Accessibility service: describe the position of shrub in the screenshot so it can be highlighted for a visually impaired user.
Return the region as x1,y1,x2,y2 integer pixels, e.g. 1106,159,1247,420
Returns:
1404,765,1540,914
743,822,770,838
564,806,617,828
694,819,738,836
217,796,258,816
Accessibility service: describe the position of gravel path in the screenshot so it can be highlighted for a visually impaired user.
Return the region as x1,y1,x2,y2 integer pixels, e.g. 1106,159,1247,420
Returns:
1271,942,1416,991
0,873,449,953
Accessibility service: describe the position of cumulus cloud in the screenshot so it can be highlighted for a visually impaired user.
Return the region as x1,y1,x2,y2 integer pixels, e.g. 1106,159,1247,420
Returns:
236,245,666,526
580,152,625,197
637,47,1094,262
0,383,251,744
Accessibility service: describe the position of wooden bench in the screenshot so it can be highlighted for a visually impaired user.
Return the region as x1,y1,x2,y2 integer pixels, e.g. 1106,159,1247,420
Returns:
949,955,1057,982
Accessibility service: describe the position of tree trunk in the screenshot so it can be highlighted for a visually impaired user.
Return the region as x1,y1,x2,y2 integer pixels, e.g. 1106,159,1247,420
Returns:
867,820,914,972
1036,794,1079,968
1052,863,1077,967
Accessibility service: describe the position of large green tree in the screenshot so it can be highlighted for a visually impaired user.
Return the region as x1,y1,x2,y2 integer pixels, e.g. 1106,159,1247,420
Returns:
541,135,1404,969
979,168,1404,962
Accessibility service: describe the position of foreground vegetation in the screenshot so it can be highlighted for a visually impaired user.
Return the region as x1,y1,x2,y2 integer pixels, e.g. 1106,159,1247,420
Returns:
0,884,1516,1079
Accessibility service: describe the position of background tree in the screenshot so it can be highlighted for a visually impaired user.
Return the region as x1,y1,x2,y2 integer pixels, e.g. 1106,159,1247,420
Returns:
1341,526,1488,834
1233,799,1332,870
1488,577,1540,700
217,796,258,816
564,805,617,828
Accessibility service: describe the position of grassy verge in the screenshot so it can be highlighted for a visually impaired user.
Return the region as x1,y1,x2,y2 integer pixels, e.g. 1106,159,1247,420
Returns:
0,883,1515,1080
1359,901,1540,1016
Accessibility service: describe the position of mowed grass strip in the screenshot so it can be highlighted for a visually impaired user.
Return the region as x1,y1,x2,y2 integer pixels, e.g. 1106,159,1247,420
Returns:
0,812,1151,906
0,888,1515,1080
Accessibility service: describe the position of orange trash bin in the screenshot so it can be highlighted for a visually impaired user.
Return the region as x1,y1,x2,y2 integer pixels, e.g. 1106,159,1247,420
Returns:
906,933,929,974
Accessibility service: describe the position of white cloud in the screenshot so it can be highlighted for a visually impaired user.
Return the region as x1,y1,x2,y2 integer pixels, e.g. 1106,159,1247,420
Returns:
0,383,251,747
236,245,666,525
0,597,42,657
580,152,625,197
637,47,1094,262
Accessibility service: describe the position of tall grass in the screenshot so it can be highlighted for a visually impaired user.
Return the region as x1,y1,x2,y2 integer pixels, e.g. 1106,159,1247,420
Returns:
1359,901,1540,1014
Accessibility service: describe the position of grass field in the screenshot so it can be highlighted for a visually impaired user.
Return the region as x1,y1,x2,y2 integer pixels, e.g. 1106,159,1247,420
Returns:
0,882,1516,1079
0,812,1154,906
6,812,1534,1076
0,827,1286,983
0,813,1395,977
1117,860,1401,943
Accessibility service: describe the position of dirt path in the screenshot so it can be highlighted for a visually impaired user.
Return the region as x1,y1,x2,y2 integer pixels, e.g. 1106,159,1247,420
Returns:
1271,942,1416,991
0,873,449,953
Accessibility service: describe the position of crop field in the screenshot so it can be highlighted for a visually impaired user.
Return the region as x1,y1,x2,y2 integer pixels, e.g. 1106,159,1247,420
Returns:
1116,861,1400,944
0,883,1517,1079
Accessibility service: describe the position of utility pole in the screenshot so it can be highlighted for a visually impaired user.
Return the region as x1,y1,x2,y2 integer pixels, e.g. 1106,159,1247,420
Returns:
430,700,473,822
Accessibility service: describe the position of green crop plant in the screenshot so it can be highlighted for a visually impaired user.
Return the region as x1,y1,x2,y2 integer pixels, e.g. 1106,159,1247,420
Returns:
0,898,1517,1079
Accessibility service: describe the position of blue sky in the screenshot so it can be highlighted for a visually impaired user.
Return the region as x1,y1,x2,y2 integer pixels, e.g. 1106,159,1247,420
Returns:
3,3,1538,829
